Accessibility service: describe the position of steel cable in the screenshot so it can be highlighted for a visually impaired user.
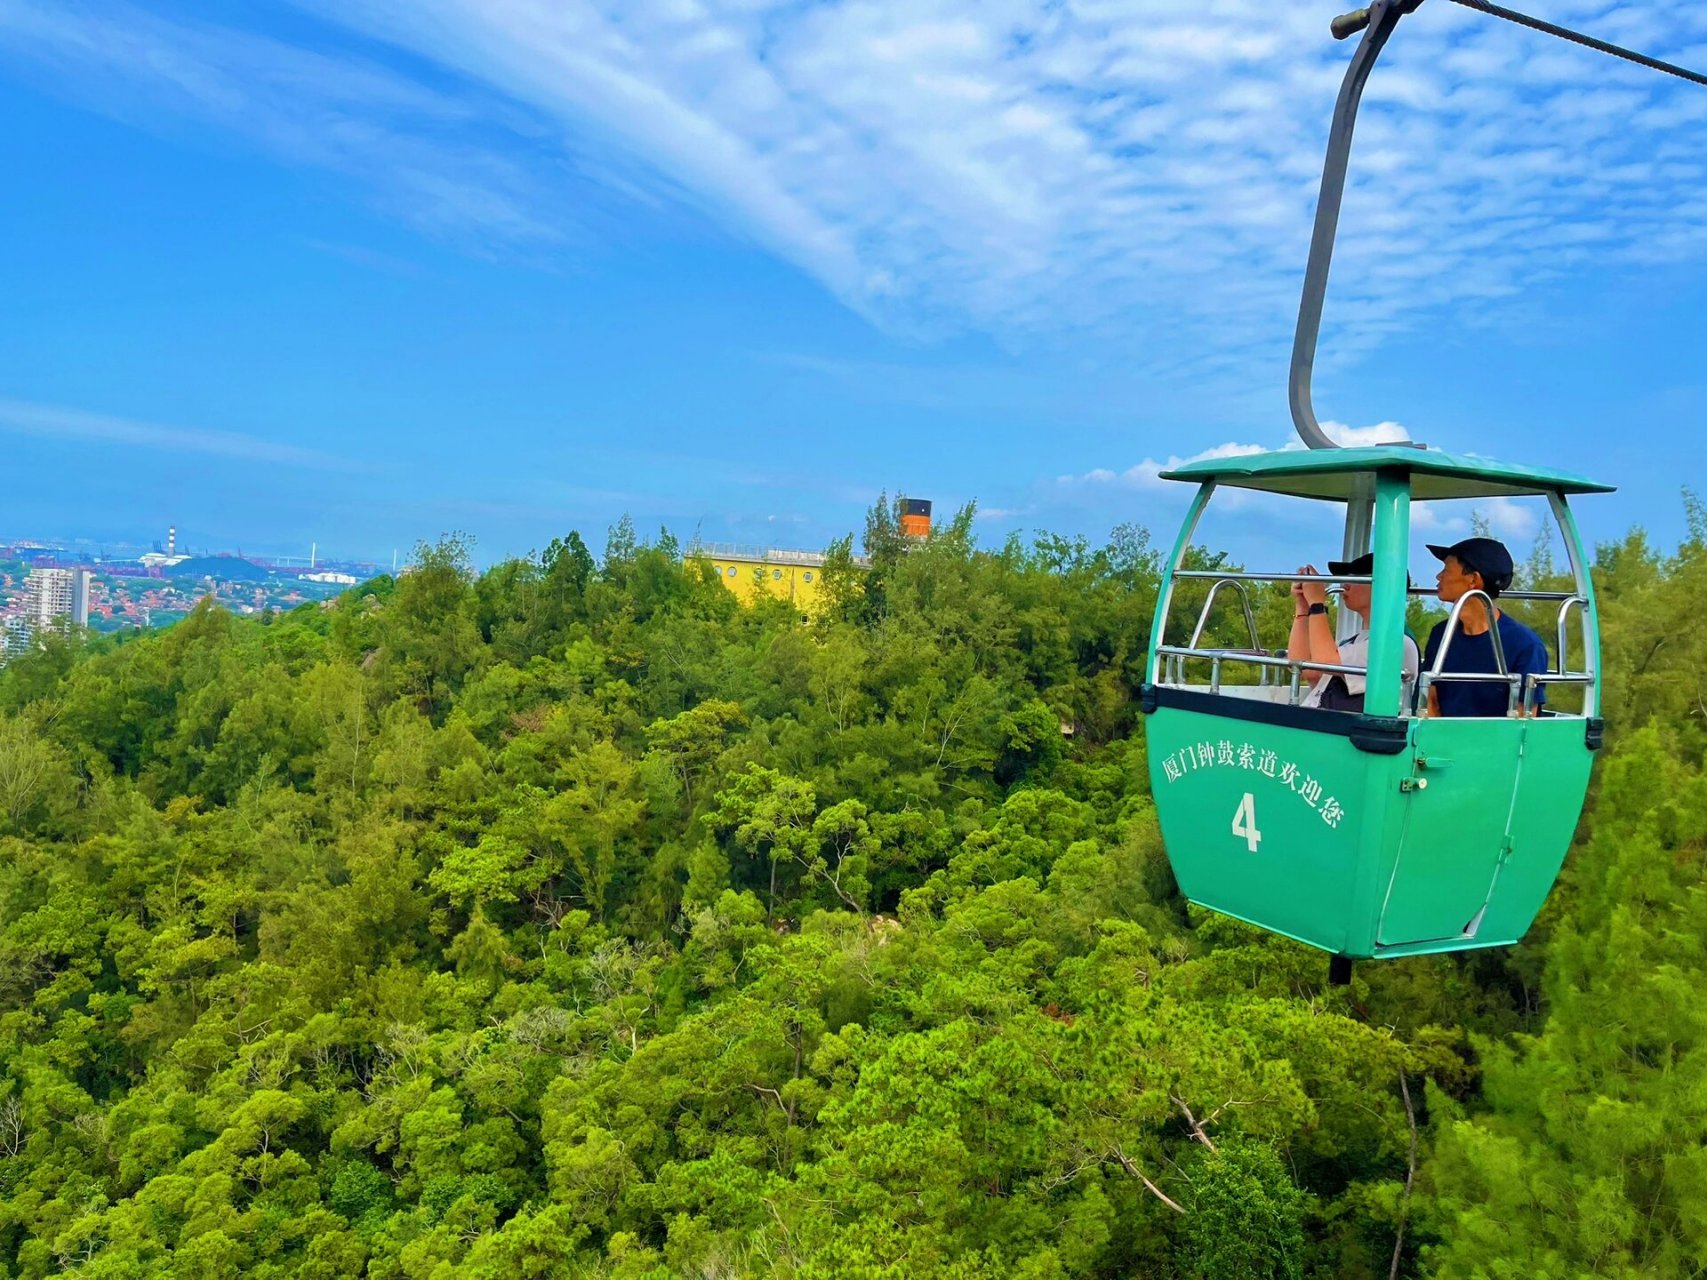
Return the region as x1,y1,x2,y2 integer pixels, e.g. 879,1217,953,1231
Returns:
1443,0,1707,89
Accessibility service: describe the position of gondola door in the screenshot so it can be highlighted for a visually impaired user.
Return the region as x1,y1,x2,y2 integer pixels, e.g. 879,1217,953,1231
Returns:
1376,717,1525,947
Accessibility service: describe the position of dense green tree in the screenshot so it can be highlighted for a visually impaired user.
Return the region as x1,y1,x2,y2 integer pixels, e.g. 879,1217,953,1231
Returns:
1421,726,1707,1278
1,498,1703,1278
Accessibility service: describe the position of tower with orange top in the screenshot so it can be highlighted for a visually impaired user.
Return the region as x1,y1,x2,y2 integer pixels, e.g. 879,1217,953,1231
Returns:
898,498,932,539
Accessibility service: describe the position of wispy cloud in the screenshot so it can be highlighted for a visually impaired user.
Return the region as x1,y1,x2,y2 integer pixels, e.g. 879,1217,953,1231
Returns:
298,0,1707,356
723,511,813,529
3,0,1704,382
0,0,558,244
302,238,426,276
0,398,357,470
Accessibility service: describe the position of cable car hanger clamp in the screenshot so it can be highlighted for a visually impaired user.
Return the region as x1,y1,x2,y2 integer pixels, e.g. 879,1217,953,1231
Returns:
1290,0,1707,451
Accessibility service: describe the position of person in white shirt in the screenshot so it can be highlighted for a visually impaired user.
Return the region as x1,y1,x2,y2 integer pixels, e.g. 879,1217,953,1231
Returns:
1287,552,1420,712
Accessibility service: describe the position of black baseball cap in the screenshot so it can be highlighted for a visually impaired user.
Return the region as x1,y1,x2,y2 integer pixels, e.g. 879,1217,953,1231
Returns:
1427,537,1514,592
1325,552,1374,576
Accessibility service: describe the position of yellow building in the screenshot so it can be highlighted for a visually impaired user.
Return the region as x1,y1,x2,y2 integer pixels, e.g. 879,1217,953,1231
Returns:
696,503,926,617
696,544,831,615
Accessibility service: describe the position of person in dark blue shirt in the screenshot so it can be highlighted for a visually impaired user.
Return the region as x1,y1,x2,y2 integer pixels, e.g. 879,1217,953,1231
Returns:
1421,537,1550,717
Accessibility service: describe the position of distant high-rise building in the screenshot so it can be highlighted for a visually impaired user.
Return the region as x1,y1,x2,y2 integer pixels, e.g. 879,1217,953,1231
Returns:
0,616,30,657
25,567,91,632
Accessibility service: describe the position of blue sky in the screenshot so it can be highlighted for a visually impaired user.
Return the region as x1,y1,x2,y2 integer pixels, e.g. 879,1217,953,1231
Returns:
0,0,1702,569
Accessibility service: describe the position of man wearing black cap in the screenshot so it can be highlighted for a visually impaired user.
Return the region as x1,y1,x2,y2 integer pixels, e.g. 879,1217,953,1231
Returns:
1288,552,1419,712
1421,536,1548,717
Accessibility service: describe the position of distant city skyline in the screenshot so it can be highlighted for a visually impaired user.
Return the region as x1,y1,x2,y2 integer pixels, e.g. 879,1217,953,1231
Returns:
2,525,396,573
0,539,355,643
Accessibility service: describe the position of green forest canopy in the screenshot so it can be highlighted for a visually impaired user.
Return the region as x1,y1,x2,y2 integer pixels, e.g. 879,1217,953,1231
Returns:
1,496,1704,1279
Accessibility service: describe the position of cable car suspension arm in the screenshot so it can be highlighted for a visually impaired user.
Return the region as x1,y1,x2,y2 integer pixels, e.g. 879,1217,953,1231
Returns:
1291,0,1706,452
1290,0,1422,451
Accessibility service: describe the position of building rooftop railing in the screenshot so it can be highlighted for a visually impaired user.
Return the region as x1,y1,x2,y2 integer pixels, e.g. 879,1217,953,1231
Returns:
689,542,880,570
692,542,820,565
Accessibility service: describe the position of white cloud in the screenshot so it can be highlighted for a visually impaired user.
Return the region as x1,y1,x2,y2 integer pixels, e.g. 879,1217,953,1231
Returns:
1048,422,1549,553
0,398,358,469
1322,420,1411,447
1056,417,1412,491
1481,497,1544,542
1060,439,1272,492
3,0,1704,374
1409,502,1460,537
1412,495,1544,543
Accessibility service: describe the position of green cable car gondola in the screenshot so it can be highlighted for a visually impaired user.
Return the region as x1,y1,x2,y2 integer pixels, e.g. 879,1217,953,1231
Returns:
1140,447,1610,969
1133,0,1684,976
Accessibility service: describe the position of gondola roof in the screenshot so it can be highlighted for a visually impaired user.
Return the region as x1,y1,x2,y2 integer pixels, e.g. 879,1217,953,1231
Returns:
1160,444,1616,501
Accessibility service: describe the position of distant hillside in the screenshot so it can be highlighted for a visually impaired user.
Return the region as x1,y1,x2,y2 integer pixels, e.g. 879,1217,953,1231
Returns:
171,555,270,582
